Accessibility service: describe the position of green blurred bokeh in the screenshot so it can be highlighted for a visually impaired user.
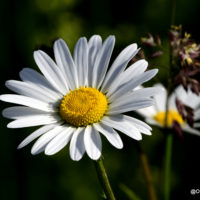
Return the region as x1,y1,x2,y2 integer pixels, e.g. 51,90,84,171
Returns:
1,0,200,199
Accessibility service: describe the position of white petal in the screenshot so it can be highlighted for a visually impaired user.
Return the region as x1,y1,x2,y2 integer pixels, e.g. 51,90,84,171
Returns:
20,68,56,91
7,115,60,128
2,106,50,119
194,109,200,120
175,85,200,109
108,69,158,101
122,115,152,135
70,128,85,161
123,59,148,79
107,59,147,95
136,106,157,118
153,84,167,112
92,36,115,89
34,50,68,94
17,124,58,149
84,125,102,160
31,125,64,155
194,123,200,128
101,43,138,93
182,125,200,136
45,126,74,155
110,87,162,106
168,93,177,111
19,68,62,99
0,94,55,112
74,37,88,86
107,98,154,115
101,115,142,140
93,122,123,149
175,85,188,103
54,39,78,90
88,35,102,87
128,86,162,100
146,118,162,126
5,80,60,103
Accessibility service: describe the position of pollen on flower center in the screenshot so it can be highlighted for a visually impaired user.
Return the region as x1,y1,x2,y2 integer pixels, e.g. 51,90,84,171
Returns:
60,87,108,127
153,110,184,127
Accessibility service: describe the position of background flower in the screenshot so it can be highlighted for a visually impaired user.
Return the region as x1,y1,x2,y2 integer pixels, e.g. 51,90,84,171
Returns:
137,84,200,136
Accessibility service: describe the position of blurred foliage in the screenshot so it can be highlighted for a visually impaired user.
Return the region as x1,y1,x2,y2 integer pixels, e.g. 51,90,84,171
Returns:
1,0,200,200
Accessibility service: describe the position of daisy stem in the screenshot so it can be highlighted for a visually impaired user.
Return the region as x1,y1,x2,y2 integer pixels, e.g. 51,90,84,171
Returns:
137,143,157,200
94,156,116,200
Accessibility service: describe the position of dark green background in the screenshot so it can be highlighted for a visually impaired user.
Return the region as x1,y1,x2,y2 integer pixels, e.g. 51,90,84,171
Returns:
1,0,200,199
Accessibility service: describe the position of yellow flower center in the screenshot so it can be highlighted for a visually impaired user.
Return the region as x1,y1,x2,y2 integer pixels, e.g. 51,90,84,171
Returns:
60,87,108,127
153,110,184,127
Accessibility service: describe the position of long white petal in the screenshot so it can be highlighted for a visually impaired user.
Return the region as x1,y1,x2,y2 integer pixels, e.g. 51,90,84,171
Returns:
69,128,85,161
168,93,177,111
107,59,147,95
19,68,62,99
175,85,188,101
74,37,88,86
7,115,60,128
17,124,58,149
146,118,161,126
136,106,157,118
110,87,162,106
88,35,102,87
101,43,138,93
194,109,200,120
122,59,148,79
2,106,50,119
122,115,152,135
34,50,68,94
93,122,123,149
101,115,142,140
92,36,115,89
54,39,78,90
45,126,74,155
107,99,154,115
20,68,56,91
31,125,64,155
194,123,200,128
84,125,102,160
153,84,167,112
0,94,55,112
108,69,158,101
5,80,60,103
175,85,200,109
182,125,200,136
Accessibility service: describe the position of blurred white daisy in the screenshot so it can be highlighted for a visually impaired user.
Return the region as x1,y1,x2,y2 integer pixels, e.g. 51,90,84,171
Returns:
0,35,159,161
137,84,200,136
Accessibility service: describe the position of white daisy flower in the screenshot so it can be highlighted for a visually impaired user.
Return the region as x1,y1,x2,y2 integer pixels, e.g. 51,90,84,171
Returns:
0,35,159,161
137,84,200,136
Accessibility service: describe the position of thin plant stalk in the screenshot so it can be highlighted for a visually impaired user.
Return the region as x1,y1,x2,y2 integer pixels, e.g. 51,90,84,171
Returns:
94,156,116,200
163,40,174,200
163,0,176,199
137,143,157,200
163,132,173,200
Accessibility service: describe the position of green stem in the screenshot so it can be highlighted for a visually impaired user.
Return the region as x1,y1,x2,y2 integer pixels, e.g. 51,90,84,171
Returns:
163,133,173,200
94,156,116,200
137,143,157,200
163,0,176,198
170,0,176,26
